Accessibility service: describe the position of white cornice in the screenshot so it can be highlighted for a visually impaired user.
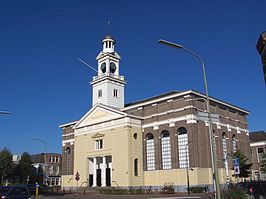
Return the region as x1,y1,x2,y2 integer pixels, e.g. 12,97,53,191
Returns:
62,139,75,144
59,121,78,128
142,113,248,134
250,141,266,147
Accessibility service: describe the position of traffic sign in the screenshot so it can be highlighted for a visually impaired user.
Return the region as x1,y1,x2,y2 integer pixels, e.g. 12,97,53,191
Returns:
75,172,80,181
233,157,240,167
234,166,240,175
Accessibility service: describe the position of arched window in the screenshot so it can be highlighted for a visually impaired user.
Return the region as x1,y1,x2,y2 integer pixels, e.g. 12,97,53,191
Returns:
232,135,237,153
222,133,227,161
177,127,189,168
134,158,138,176
161,130,171,169
146,133,155,170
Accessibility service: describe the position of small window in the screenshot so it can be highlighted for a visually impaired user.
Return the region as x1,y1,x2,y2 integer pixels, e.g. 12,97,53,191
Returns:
98,90,102,98
133,133,138,140
95,139,103,150
49,156,53,163
114,89,119,98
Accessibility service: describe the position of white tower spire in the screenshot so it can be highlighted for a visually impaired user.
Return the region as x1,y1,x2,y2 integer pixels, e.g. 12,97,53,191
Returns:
91,34,126,109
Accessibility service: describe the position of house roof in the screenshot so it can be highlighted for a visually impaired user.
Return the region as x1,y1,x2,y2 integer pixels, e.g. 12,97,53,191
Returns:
249,131,266,142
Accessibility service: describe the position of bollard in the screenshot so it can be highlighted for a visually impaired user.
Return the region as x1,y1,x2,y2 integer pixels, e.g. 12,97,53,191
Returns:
84,189,85,195
35,187,39,198
70,189,71,194
63,188,65,194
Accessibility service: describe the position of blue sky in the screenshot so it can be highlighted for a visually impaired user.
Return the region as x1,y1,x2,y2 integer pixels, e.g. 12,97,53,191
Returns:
0,0,265,155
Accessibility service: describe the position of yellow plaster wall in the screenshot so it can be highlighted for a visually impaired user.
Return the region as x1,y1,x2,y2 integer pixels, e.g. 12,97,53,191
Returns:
144,168,213,186
61,175,75,188
129,126,144,186
74,122,143,187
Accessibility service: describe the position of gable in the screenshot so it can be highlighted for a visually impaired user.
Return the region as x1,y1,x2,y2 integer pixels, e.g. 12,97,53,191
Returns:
74,105,126,129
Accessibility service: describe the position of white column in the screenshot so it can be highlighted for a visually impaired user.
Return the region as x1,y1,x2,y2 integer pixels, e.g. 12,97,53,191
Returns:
92,157,97,187
101,156,107,187
109,162,112,185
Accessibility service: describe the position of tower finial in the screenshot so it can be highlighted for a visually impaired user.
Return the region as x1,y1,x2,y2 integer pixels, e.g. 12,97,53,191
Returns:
107,21,111,35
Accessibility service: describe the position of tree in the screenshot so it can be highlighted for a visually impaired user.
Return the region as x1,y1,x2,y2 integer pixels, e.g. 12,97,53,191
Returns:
16,152,35,184
0,147,14,185
233,150,252,178
260,153,266,174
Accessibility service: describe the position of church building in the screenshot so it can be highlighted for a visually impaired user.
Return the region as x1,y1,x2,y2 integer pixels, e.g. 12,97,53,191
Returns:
60,35,251,191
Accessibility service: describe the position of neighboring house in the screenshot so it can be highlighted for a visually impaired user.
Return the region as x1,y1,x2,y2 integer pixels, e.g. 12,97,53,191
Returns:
12,155,21,165
31,153,62,186
60,34,251,191
250,131,266,181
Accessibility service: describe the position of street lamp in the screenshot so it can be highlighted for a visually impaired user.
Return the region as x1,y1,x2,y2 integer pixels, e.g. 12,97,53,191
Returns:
32,138,47,185
159,39,221,199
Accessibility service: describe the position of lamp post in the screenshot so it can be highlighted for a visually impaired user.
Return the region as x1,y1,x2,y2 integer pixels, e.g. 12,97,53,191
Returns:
159,39,221,199
32,138,47,185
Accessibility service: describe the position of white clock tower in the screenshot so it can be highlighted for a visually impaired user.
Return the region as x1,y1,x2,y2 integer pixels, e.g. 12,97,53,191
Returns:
91,34,126,109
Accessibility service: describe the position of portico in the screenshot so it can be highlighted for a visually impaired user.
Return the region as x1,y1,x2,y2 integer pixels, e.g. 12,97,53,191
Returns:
88,156,112,187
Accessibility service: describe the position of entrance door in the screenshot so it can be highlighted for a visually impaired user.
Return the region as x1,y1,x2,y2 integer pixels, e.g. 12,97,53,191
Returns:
96,169,101,186
89,174,93,187
106,168,111,186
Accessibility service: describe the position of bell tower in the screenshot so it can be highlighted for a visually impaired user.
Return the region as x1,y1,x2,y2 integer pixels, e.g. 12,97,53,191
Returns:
91,34,126,109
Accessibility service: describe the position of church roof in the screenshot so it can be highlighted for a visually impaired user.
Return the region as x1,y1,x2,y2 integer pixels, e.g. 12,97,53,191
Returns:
123,90,250,114
102,34,116,42
125,91,179,107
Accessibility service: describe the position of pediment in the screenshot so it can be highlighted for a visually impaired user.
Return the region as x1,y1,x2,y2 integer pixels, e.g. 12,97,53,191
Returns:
74,104,126,129
91,133,105,139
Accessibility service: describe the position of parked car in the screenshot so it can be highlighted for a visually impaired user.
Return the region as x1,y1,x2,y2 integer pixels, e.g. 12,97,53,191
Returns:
0,186,32,199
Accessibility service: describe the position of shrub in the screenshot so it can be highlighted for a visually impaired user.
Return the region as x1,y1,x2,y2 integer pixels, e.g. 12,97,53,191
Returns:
161,182,175,194
188,186,205,193
221,188,248,199
99,187,146,195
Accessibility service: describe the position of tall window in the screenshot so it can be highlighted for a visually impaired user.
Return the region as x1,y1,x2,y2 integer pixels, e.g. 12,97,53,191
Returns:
178,127,189,168
49,166,54,175
134,158,138,176
232,135,237,153
161,130,171,169
65,147,71,175
98,89,102,98
222,133,227,164
146,133,155,170
113,89,119,98
257,148,264,163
